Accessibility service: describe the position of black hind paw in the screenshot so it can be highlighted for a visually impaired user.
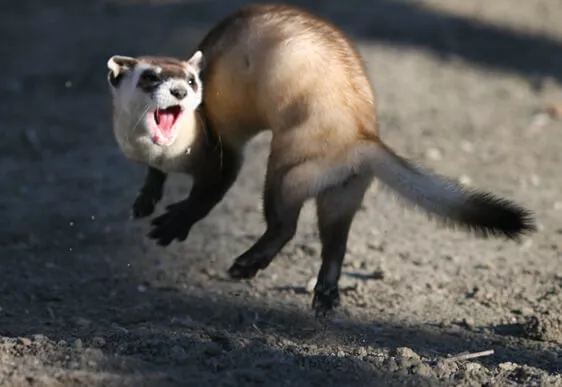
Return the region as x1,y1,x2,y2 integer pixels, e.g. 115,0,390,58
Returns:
227,262,260,280
312,286,340,317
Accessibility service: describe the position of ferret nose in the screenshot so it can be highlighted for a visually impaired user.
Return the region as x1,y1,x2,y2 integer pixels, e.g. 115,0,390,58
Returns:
170,87,187,100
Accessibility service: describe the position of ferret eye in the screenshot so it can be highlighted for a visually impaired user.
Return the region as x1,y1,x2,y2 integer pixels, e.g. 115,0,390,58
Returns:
187,76,195,86
139,71,160,84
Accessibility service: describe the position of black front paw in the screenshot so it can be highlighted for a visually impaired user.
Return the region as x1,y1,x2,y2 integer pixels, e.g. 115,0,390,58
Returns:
132,193,159,218
148,207,193,246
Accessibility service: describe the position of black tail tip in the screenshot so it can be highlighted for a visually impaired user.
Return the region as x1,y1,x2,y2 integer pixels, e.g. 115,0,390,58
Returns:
458,192,537,240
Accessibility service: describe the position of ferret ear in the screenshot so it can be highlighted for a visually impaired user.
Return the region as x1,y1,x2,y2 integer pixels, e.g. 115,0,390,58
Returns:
184,51,205,73
107,55,137,87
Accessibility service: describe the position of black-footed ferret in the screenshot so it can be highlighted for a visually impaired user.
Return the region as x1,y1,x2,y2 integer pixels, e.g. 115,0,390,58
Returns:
106,3,536,314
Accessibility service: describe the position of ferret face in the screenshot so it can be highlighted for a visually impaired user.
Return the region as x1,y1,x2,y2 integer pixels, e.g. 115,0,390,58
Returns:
107,51,204,147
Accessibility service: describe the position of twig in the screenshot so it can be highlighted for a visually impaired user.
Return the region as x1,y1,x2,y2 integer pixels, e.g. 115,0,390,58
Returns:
445,349,494,362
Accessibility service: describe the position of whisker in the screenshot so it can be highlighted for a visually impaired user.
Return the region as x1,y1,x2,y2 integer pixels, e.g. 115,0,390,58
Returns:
129,103,152,142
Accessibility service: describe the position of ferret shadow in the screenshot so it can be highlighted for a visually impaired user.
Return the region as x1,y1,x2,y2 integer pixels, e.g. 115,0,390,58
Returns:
99,0,562,85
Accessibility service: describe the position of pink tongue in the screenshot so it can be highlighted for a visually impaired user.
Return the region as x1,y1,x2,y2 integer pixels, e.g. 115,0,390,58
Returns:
156,110,176,133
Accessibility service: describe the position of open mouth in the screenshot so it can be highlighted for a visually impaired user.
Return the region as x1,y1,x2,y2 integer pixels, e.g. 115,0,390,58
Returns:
152,105,183,145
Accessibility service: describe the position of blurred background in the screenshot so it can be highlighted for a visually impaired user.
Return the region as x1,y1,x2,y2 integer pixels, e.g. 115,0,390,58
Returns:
1,1,561,386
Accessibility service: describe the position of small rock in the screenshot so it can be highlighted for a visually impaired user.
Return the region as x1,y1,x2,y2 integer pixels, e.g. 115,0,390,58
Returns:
137,284,148,292
203,342,223,356
371,268,386,280
462,317,475,329
73,338,83,350
460,141,474,153
520,239,533,250
530,175,540,186
171,316,195,327
413,363,433,377
74,317,91,329
349,259,363,270
91,337,106,348
357,347,368,357
498,362,518,371
522,314,562,342
116,342,128,353
425,148,442,161
465,362,482,373
18,337,32,346
32,334,47,342
69,361,80,369
171,345,187,363
544,350,558,362
392,347,420,361
458,175,472,186
337,349,345,357
305,277,317,294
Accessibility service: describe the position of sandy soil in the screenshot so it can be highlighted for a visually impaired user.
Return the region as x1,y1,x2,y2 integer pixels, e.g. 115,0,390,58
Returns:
1,0,562,385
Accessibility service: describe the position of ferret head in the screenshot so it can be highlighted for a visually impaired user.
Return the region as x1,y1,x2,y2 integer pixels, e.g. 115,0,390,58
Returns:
107,51,204,148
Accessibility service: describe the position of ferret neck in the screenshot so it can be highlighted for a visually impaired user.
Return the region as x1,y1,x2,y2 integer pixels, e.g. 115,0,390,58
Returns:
195,102,221,154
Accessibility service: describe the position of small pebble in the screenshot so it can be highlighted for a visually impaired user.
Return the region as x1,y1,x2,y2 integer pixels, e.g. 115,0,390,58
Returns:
74,338,83,350
392,347,420,360
91,337,106,348
371,269,386,280
357,347,368,357
520,239,533,250
74,317,92,329
171,345,187,362
462,317,475,329
465,362,482,372
18,337,32,346
425,148,442,161
32,334,47,342
458,175,472,186
498,362,518,371
204,342,223,356
170,316,195,327
305,277,317,294
460,141,474,153
530,175,540,186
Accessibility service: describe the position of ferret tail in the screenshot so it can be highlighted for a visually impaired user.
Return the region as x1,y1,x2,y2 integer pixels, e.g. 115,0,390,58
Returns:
365,140,536,239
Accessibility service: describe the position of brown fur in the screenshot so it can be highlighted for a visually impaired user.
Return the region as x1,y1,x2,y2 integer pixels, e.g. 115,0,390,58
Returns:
110,3,535,316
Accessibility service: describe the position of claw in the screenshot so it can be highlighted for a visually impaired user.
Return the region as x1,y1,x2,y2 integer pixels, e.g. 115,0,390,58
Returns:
147,208,193,246
312,286,340,317
227,262,260,279
132,194,157,219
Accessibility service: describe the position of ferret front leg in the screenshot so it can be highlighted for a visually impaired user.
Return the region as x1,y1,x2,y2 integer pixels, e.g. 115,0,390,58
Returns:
148,148,242,246
132,167,167,218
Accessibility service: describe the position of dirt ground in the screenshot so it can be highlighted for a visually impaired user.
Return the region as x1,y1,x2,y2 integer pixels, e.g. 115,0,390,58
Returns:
1,0,562,385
